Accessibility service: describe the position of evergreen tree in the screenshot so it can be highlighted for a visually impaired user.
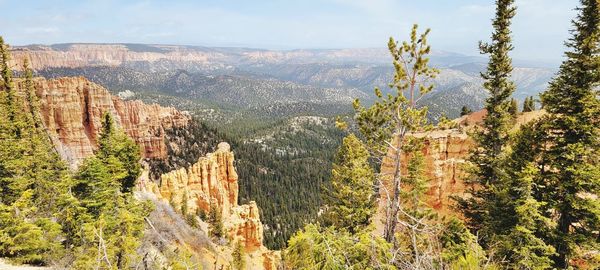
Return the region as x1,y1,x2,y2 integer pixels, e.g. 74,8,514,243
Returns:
97,113,141,193
209,203,224,238
394,137,442,267
509,98,519,116
441,218,495,270
0,39,68,265
284,224,394,270
232,240,246,270
460,105,473,116
321,134,375,233
522,96,536,112
0,190,62,265
458,0,517,246
535,0,600,267
492,124,555,269
70,113,149,269
353,24,438,244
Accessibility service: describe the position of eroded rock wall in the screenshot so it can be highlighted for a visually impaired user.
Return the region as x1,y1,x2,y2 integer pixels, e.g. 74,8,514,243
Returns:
145,142,279,269
13,76,189,166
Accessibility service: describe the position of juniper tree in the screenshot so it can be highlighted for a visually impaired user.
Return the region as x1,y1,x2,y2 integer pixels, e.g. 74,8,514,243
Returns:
535,0,600,267
458,0,517,245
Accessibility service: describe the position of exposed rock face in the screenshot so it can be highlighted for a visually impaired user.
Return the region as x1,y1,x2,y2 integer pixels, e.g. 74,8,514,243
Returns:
156,142,239,217
13,76,189,166
146,142,279,269
9,44,229,70
376,110,545,231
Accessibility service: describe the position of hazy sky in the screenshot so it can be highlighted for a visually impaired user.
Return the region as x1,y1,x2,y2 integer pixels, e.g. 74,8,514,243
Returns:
1,0,578,63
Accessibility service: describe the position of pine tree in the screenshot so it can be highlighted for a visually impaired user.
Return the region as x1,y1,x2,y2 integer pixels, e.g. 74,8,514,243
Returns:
209,203,224,238
394,137,442,267
460,105,473,116
509,98,518,116
490,123,555,269
522,96,536,112
321,134,375,233
441,218,493,270
0,190,62,265
70,112,149,269
0,39,68,265
535,0,600,267
97,113,141,193
284,224,394,269
232,240,246,270
353,24,438,244
458,0,517,246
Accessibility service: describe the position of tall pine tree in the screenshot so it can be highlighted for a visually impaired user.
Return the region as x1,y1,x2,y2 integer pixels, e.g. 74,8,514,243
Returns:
536,0,600,267
458,0,517,245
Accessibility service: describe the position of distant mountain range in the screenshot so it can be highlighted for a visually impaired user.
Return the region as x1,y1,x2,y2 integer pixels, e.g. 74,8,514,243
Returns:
11,43,557,119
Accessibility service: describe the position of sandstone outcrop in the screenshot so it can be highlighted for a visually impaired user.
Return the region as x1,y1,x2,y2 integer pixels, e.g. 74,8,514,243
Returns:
376,110,546,231
13,76,189,166
9,44,229,70
145,142,279,269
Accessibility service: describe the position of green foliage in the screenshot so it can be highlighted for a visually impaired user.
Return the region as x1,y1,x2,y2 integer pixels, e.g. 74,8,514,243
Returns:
208,204,224,239
509,98,518,116
0,190,63,265
321,134,375,233
532,0,600,267
437,113,457,130
458,0,517,246
65,113,150,269
441,218,497,270
460,105,473,116
97,113,142,193
232,240,246,270
353,24,438,244
522,96,536,112
284,224,395,270
488,124,556,269
0,37,69,265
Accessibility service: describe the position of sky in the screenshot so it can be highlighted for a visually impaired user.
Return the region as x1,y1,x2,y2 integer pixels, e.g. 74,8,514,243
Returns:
0,0,578,64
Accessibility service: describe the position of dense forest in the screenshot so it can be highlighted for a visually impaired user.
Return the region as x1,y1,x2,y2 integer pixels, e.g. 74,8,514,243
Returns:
0,0,598,269
147,116,344,249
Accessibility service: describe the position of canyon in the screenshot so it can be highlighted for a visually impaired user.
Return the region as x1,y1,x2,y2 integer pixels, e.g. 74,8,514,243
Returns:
13,75,278,269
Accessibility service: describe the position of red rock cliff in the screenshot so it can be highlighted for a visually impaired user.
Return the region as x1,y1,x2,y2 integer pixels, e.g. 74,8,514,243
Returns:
13,76,189,166
375,110,545,232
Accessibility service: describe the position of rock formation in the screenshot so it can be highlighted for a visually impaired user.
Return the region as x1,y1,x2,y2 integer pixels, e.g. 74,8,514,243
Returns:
9,44,229,70
376,110,546,231
13,76,189,167
145,142,279,269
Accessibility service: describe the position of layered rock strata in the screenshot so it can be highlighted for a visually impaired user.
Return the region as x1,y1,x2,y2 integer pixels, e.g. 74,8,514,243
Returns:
376,110,546,231
145,142,278,269
13,76,189,166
